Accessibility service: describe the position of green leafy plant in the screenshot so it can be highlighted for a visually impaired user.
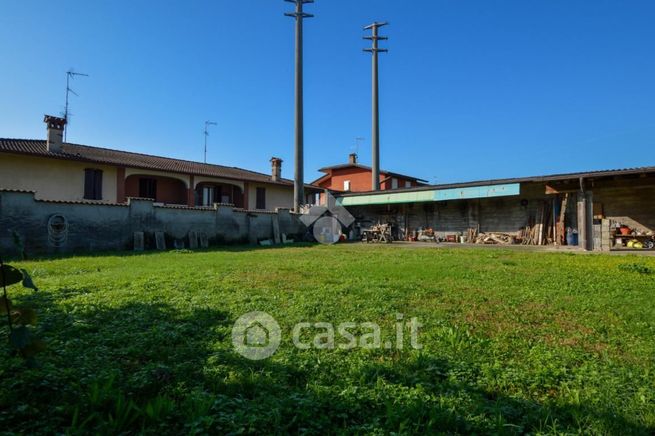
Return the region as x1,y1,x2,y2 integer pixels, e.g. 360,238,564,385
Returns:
0,257,41,359
618,263,653,275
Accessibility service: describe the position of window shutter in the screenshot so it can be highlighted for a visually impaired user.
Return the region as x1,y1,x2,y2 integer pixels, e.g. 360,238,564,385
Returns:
84,169,94,199
256,187,266,210
215,185,222,204
94,170,103,200
151,179,157,199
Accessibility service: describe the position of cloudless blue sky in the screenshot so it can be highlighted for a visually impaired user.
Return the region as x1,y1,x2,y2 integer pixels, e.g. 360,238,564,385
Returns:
1,1,654,184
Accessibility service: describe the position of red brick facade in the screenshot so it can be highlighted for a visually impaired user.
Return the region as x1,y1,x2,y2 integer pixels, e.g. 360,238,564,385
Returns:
313,155,426,200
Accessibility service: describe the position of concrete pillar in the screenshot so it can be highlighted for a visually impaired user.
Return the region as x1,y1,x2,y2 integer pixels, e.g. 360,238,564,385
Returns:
576,192,586,250
243,182,250,210
187,175,195,207
576,191,593,250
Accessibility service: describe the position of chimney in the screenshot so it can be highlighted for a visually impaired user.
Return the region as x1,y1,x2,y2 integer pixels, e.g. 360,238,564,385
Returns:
44,115,66,152
348,153,358,164
270,157,283,182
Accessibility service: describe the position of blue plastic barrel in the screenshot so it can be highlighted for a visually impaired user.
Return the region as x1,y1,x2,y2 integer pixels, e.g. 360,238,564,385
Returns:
566,231,578,246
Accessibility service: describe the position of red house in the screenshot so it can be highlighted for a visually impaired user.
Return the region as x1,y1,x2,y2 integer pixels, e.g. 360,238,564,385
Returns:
313,154,427,199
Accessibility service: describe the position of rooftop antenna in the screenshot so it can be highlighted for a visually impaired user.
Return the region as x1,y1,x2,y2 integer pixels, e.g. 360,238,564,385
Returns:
353,136,365,155
364,21,388,191
64,69,89,142
204,121,218,163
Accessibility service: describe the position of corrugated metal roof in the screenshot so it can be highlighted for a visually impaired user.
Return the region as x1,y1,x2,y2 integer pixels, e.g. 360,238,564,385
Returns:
337,165,655,198
0,139,320,190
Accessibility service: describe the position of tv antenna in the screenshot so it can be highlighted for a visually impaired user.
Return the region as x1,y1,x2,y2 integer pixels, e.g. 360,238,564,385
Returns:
204,121,217,163
64,69,89,142
353,137,365,155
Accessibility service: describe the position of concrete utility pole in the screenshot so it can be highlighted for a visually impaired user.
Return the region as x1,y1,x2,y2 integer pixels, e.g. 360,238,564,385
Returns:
364,22,388,191
285,0,314,212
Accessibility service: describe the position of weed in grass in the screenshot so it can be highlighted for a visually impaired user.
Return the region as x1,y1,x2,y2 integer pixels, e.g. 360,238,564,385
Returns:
618,263,653,275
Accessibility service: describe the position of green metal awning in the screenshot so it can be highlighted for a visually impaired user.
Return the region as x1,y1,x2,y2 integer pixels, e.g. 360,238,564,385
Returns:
335,183,521,207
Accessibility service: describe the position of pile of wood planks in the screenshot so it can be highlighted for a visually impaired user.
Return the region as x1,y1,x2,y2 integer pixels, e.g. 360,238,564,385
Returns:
520,193,570,246
466,226,479,243
463,194,571,247
473,232,516,245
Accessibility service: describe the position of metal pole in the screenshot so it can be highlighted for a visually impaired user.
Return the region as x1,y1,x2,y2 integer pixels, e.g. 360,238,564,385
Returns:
65,74,70,121
203,121,217,164
285,0,314,212
64,73,70,142
364,22,388,191
63,70,89,142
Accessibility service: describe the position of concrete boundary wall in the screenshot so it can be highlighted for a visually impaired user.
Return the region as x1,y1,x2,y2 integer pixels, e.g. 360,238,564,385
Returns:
0,190,306,255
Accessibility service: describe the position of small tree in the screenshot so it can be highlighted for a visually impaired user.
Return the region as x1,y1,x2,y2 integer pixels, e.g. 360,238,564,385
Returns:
0,257,42,359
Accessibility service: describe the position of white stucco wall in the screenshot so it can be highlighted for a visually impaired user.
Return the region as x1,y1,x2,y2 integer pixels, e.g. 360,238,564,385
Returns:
0,153,296,210
0,153,118,202
247,183,294,210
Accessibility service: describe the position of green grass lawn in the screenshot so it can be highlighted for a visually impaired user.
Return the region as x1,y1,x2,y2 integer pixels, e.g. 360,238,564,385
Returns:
1,245,655,434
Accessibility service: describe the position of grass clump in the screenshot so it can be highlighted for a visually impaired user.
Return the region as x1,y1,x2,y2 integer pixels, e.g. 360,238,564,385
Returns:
618,262,653,275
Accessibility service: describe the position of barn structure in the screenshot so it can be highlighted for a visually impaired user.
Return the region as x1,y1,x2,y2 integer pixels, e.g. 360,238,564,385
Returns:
336,166,655,251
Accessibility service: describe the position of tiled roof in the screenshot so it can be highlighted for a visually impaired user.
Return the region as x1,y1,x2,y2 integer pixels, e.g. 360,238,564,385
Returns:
0,139,319,189
315,162,428,183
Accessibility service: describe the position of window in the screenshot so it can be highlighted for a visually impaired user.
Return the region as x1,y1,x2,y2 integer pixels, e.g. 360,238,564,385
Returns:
83,169,103,200
139,178,157,199
391,178,399,189
256,187,266,210
405,180,412,188
343,180,351,191
202,186,215,206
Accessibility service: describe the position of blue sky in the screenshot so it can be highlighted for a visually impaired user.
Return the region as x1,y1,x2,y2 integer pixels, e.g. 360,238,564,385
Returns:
1,1,654,184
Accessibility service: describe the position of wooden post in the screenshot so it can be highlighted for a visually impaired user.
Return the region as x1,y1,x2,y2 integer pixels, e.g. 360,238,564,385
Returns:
557,193,569,246
585,191,593,250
